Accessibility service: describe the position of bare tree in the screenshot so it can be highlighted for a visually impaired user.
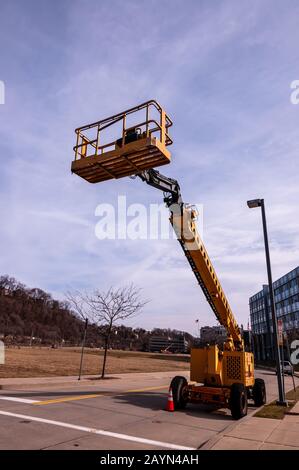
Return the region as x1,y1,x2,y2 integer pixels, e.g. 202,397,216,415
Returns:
66,290,89,322
66,285,148,378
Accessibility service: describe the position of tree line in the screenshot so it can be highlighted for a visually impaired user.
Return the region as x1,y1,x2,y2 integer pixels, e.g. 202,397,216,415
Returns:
0,275,193,351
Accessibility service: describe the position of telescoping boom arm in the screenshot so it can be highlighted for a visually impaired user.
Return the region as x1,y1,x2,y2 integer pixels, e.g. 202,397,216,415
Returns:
138,169,243,351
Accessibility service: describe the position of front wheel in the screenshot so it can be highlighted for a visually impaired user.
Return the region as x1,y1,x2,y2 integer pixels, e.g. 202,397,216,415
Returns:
230,383,248,420
252,378,266,406
170,376,188,410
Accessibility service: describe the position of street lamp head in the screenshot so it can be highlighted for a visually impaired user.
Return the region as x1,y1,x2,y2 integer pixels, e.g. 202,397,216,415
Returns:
247,199,262,209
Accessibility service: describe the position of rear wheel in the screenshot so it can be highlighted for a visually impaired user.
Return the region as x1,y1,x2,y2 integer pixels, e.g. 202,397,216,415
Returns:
170,376,188,410
252,378,266,406
230,383,248,419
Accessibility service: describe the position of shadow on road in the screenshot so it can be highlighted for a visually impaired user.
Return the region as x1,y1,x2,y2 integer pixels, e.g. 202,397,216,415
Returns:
113,391,235,422
1,390,114,398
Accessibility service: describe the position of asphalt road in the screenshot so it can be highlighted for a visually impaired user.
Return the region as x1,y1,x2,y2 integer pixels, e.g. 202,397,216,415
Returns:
0,369,298,450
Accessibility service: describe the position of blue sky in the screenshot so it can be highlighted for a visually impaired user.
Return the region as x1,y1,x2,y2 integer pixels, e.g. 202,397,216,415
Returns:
0,0,298,335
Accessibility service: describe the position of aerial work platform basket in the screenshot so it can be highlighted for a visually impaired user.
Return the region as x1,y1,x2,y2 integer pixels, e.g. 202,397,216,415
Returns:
72,100,173,183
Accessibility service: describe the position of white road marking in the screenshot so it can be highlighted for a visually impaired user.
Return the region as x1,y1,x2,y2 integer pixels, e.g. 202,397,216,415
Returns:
0,396,38,404
0,410,195,450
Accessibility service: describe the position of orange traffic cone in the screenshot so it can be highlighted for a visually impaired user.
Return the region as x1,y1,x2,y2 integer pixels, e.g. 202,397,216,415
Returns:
166,387,175,412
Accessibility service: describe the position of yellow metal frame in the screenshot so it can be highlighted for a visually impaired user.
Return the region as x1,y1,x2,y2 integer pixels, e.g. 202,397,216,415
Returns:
73,99,172,160
71,100,173,183
187,384,230,407
170,205,255,391
170,206,243,350
190,346,254,388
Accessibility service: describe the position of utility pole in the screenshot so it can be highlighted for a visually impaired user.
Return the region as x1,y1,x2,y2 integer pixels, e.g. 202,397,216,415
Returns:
78,318,88,381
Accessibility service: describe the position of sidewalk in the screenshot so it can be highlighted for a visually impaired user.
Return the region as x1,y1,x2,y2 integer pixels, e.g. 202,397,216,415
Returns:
204,401,299,450
0,370,184,390
0,374,100,390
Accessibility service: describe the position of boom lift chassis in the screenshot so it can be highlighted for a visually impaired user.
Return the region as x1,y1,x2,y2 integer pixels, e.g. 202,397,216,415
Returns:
72,100,266,419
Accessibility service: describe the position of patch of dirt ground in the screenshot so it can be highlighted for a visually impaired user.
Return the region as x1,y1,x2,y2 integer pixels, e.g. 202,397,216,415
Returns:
0,347,190,378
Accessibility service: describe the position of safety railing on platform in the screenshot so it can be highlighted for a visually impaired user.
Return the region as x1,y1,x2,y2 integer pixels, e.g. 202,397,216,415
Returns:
73,100,173,161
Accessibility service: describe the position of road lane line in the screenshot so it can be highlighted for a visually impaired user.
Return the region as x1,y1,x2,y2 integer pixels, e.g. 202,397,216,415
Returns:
0,385,169,407
0,396,38,404
34,394,101,405
0,410,195,450
34,386,168,405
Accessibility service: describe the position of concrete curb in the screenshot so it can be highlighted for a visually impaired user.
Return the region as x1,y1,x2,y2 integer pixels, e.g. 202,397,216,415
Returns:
0,379,99,391
255,365,299,379
0,370,188,391
0,381,87,391
199,404,264,450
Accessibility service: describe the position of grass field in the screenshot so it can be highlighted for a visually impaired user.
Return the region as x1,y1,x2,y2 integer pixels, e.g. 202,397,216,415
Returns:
0,347,190,378
254,385,299,420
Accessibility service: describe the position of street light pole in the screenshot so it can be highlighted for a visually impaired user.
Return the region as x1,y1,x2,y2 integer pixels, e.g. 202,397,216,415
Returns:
195,319,200,338
247,198,287,406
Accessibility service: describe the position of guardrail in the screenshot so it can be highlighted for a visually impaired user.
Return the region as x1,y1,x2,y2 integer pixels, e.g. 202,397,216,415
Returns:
73,100,173,161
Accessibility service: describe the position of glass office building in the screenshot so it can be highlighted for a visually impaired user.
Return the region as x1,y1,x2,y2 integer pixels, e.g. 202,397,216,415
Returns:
249,266,299,360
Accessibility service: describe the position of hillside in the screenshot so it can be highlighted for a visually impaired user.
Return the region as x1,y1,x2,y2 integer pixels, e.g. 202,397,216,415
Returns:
0,275,193,349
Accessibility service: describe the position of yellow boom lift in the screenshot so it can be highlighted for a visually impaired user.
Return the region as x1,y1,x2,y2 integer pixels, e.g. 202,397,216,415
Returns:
72,100,266,419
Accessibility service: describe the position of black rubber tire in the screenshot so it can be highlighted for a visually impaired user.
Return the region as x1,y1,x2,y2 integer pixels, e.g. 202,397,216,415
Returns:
170,376,188,410
252,378,266,406
230,383,248,420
